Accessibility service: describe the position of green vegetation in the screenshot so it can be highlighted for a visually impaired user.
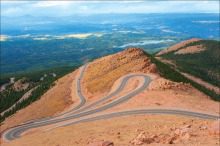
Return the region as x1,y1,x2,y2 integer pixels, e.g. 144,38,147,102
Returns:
0,78,10,87
160,40,220,87
0,65,79,86
0,88,28,113
0,77,54,122
0,66,78,122
145,52,220,101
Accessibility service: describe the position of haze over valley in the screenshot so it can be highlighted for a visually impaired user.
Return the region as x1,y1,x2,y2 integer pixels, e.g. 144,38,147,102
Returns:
1,13,219,74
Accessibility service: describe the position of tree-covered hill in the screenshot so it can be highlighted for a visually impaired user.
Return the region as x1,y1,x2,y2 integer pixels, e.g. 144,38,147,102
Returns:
158,40,220,87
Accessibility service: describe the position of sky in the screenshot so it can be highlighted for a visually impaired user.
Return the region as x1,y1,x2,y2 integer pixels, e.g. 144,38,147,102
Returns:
1,1,219,17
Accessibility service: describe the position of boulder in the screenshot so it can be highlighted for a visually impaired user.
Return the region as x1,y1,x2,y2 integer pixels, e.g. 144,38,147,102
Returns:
87,140,114,146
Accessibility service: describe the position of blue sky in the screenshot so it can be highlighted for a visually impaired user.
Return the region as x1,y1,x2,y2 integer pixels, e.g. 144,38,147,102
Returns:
1,1,219,17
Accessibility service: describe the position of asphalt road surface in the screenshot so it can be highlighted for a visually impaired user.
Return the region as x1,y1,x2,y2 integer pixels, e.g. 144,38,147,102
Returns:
3,64,220,141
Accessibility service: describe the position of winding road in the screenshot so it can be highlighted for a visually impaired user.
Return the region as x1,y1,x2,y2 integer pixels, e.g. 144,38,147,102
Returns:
2,64,220,141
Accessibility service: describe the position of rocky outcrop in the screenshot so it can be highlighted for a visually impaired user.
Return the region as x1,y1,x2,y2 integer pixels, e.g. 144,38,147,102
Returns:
84,48,158,94
87,140,114,146
148,78,192,91
13,78,29,91
130,124,192,145
148,63,158,73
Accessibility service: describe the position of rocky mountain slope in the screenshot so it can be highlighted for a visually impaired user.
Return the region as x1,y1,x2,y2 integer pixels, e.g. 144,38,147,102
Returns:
1,47,219,146
84,48,157,94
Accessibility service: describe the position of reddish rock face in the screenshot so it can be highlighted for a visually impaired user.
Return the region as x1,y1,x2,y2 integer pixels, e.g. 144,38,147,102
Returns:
130,124,193,145
87,140,114,146
84,47,158,94
148,63,158,74
102,141,114,146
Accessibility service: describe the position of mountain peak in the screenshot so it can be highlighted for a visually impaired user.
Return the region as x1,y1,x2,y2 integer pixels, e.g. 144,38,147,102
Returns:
83,47,157,94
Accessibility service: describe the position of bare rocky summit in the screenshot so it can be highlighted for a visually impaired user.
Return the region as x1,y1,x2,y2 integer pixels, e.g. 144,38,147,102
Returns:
84,48,157,94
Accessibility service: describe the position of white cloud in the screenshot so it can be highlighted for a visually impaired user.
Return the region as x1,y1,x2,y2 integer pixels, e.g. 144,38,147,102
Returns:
2,7,22,15
192,21,220,24
161,29,180,34
33,1,73,7
1,1,219,17
0,35,9,41
116,39,174,48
